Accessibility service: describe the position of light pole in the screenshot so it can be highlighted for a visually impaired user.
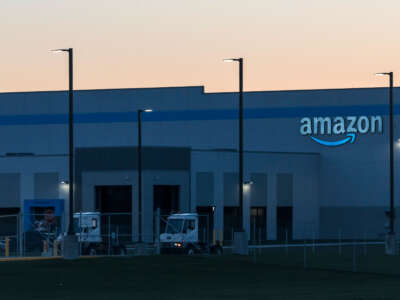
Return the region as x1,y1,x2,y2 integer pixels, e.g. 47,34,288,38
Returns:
376,72,395,255
224,58,244,231
52,48,78,259
224,57,248,254
138,108,152,242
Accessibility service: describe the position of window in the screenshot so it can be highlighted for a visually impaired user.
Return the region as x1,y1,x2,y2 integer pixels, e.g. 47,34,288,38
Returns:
166,219,183,234
183,219,195,233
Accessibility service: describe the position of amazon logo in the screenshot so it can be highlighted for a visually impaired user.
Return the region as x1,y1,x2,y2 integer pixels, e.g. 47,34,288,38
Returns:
300,116,383,146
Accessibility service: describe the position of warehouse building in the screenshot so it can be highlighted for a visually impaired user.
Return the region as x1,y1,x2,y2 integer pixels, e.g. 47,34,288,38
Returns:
0,86,398,242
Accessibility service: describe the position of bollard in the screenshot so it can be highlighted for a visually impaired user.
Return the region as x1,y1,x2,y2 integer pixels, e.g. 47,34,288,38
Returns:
212,230,216,246
43,240,48,253
5,237,9,257
108,216,111,256
352,240,357,272
285,230,289,255
363,232,367,256
252,226,257,264
338,230,342,256
352,240,356,272
303,239,307,269
312,231,316,255
155,208,160,255
219,230,223,246
53,240,58,256
253,221,256,243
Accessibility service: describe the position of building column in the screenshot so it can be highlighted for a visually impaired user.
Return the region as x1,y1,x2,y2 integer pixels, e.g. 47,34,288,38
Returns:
142,171,154,243
214,172,224,240
21,173,34,212
132,181,139,242
267,173,277,240
20,173,34,255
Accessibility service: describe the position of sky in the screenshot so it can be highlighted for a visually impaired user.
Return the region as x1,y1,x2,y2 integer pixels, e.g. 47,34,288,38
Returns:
1,0,400,93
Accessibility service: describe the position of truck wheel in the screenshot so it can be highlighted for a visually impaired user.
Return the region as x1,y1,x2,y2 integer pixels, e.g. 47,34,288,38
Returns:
115,245,127,256
186,246,195,255
211,246,223,255
89,247,97,256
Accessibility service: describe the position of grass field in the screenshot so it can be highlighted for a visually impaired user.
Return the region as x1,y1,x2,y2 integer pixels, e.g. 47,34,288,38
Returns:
0,254,400,300
247,244,400,275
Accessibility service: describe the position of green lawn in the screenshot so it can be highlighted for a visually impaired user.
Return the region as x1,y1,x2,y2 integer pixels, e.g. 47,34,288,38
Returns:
249,244,400,275
0,254,399,299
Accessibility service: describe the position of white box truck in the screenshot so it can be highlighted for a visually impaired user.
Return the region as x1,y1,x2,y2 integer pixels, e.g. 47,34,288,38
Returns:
159,213,223,255
58,212,127,256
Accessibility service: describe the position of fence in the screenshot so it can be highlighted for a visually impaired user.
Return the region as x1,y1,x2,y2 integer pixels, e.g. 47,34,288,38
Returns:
0,214,19,257
237,239,400,275
0,211,217,257
3,212,400,277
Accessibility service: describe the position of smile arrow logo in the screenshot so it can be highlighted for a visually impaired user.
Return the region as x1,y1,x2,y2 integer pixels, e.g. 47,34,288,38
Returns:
310,133,356,147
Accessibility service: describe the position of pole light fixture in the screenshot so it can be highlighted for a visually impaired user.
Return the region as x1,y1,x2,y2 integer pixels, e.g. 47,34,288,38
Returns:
223,58,238,63
52,47,78,259
224,57,244,232
376,71,395,254
52,48,74,235
51,49,68,53
137,108,152,242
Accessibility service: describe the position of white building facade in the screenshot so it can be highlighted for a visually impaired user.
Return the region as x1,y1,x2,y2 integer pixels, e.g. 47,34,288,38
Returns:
0,86,397,242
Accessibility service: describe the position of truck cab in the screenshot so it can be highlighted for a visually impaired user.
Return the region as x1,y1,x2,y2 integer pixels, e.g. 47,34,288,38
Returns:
73,212,102,244
160,213,222,255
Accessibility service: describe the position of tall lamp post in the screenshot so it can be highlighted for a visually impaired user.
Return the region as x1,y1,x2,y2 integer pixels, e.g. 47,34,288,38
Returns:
376,72,396,255
138,108,152,242
52,48,78,259
224,57,247,254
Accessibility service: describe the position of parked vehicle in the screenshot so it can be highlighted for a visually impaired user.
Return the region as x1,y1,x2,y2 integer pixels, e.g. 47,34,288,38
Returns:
160,213,223,255
58,212,126,256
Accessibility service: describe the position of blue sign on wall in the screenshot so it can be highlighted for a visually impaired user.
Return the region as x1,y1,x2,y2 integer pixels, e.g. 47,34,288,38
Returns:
23,199,64,233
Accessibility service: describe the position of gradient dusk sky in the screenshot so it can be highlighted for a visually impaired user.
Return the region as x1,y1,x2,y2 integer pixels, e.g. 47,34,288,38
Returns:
1,0,400,93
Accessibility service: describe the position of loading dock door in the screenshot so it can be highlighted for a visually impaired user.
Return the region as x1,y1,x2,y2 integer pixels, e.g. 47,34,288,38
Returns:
153,185,179,215
95,185,132,236
196,206,214,243
277,207,292,241
153,185,180,234
251,207,266,241
224,207,240,242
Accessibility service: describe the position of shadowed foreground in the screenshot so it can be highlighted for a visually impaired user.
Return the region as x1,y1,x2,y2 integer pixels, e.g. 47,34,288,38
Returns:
0,255,399,300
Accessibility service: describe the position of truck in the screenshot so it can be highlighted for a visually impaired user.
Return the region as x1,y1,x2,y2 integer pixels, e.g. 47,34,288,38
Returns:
159,213,223,255
57,212,127,256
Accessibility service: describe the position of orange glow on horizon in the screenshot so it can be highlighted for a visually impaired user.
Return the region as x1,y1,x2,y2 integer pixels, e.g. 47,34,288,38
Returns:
1,0,400,93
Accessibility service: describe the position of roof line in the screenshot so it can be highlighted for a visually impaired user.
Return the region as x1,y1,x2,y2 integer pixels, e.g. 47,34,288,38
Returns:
0,85,205,96
1,85,398,96
205,86,398,95
192,149,320,155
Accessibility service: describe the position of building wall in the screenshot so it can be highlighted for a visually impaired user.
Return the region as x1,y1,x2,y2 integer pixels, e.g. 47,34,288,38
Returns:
0,156,69,220
81,169,189,242
191,150,320,240
0,86,397,239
